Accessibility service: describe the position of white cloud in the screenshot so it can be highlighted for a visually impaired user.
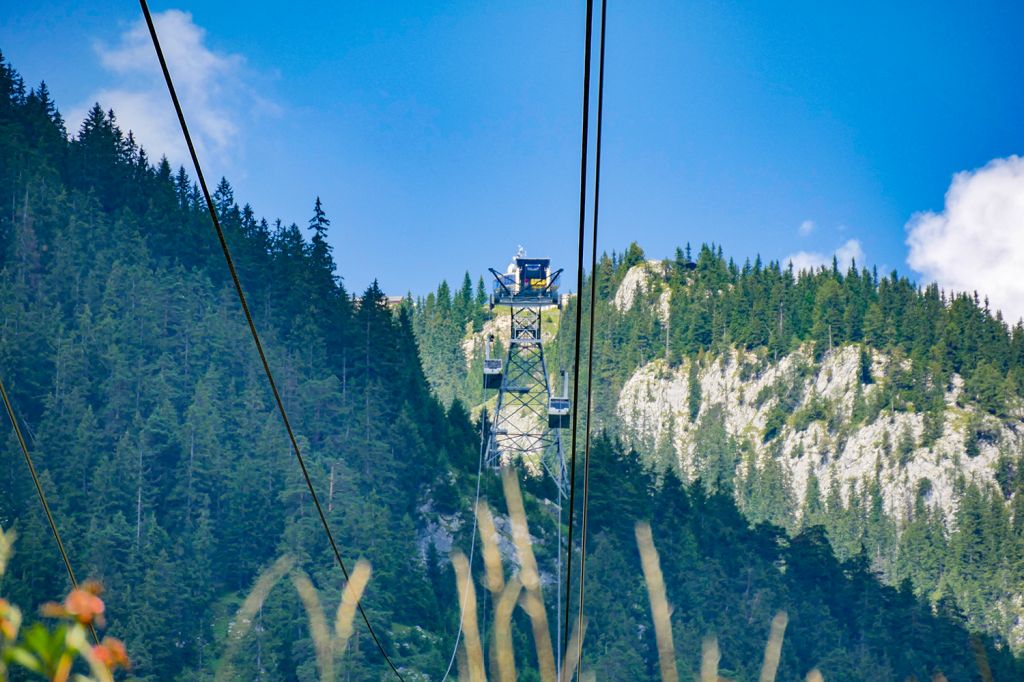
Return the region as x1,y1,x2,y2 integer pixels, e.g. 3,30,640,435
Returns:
68,10,272,170
785,239,864,274
907,156,1024,322
798,219,815,236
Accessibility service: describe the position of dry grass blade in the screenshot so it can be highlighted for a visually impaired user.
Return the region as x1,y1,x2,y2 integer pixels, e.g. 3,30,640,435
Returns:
759,611,788,682
0,527,14,575
501,466,556,682
334,559,371,654
805,669,824,682
492,577,522,682
500,467,540,591
636,522,678,682
700,635,720,682
217,555,295,682
478,501,505,595
291,568,333,682
481,501,515,682
519,590,558,682
457,643,469,681
453,551,487,682
559,615,587,682
969,636,993,682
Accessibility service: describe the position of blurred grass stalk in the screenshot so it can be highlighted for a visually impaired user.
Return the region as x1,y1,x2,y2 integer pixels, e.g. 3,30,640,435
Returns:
638,520,797,682
636,521,679,682
502,465,557,682
217,474,987,682
453,550,487,682
218,555,369,682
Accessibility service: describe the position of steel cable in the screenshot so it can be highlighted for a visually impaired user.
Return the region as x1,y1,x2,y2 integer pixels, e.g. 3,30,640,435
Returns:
562,0,596,661
138,1,405,677
439,411,487,681
0,373,100,645
574,0,608,674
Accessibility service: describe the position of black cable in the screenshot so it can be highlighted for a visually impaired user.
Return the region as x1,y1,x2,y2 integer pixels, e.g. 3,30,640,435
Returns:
563,0,596,660
439,409,488,681
0,374,100,645
137,2,405,678
575,0,607,674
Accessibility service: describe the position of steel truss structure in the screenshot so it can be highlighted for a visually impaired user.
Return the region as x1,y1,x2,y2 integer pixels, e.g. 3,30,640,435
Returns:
485,306,567,496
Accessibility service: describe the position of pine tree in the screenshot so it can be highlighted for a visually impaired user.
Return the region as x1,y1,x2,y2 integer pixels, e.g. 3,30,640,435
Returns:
811,278,845,355
692,404,739,494
687,357,702,421
307,196,335,284
802,470,825,528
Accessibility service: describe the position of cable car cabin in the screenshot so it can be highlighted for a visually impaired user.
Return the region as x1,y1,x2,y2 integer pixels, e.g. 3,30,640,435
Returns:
490,257,562,308
548,397,571,429
517,258,549,295
483,358,503,389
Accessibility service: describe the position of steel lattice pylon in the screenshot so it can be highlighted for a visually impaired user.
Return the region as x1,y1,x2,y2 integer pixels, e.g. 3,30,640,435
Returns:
485,306,567,496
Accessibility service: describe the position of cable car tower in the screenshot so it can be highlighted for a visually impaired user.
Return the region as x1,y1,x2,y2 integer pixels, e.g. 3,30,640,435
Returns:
483,249,570,495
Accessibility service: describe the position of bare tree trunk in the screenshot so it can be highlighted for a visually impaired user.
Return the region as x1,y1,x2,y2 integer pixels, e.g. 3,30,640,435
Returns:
136,442,144,549
328,463,335,512
186,428,195,523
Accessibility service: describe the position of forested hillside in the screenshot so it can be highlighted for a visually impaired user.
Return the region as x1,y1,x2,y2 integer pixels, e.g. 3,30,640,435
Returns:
0,51,484,679
553,242,1024,650
2,50,1020,681
410,274,492,410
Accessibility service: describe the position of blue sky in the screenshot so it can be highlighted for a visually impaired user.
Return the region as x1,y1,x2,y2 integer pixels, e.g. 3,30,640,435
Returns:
4,1,1024,310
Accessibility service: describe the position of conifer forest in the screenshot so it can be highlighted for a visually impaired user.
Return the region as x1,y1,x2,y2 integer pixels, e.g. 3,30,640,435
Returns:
3,45,1024,682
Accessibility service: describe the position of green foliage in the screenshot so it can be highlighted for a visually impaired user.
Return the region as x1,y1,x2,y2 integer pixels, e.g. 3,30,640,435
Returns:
691,404,739,494
859,344,874,384
0,54,477,681
0,526,128,682
801,470,824,527
791,392,831,432
896,425,916,466
760,370,808,442
921,400,945,447
572,240,1024,421
412,272,491,408
963,412,999,459
686,359,701,421
739,443,795,530
584,436,1021,681
965,361,1007,416
811,278,845,356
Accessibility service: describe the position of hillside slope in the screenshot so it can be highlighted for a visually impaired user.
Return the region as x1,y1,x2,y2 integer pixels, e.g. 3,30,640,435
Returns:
0,52,480,680
570,246,1024,648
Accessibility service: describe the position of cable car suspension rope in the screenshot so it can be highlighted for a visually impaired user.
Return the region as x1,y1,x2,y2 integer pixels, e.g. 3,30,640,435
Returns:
137,1,405,678
562,0,596,663
573,0,608,673
439,413,487,681
0,373,100,645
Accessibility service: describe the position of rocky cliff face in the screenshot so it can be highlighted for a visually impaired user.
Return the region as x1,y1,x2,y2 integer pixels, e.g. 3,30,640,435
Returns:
612,263,1019,526
618,346,1014,522
612,259,672,324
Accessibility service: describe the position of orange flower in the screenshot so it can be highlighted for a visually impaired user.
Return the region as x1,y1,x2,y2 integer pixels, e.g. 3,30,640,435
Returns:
41,581,106,627
92,637,130,671
0,597,21,640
